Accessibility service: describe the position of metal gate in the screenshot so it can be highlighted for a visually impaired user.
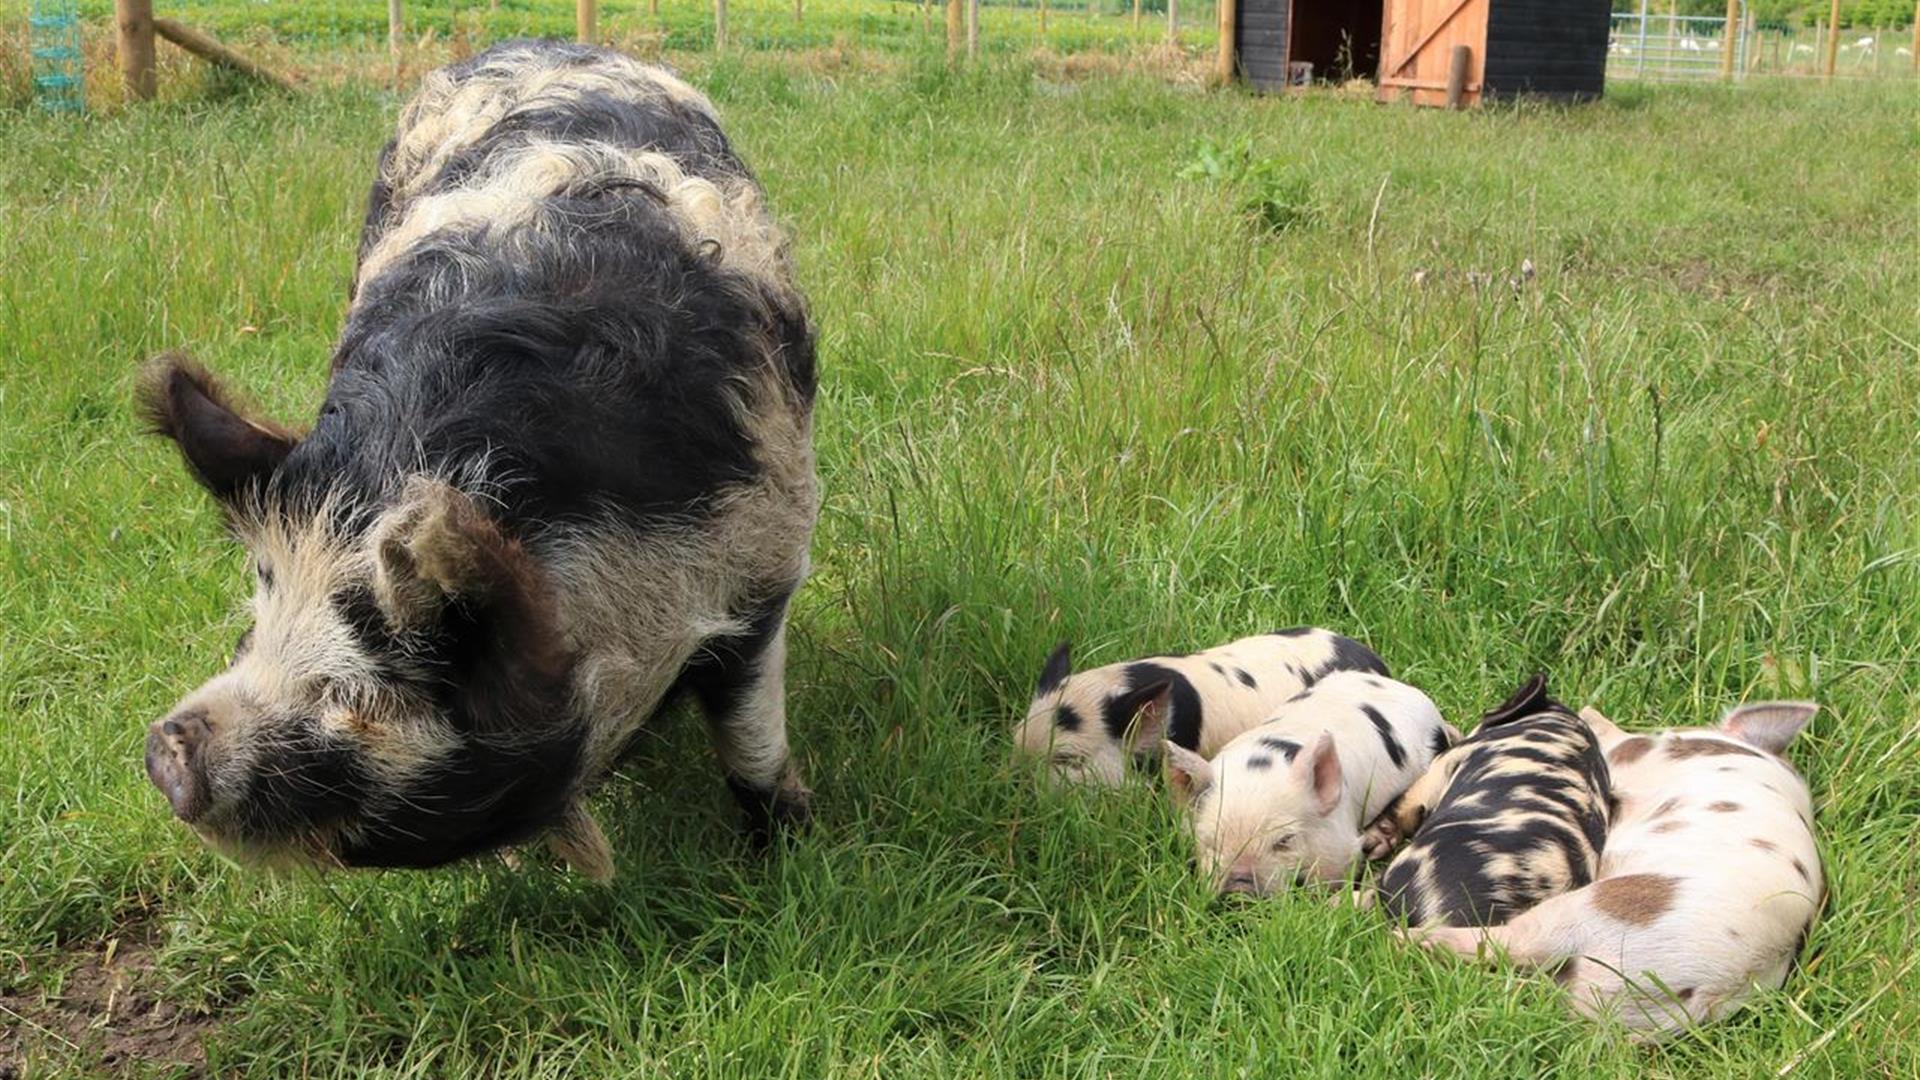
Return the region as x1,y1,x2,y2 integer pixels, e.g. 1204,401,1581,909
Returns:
1609,1,1753,80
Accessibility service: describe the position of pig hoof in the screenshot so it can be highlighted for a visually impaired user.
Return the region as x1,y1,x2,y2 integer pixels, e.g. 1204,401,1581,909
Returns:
1361,824,1399,862
1400,926,1482,960
769,783,813,829
729,774,813,847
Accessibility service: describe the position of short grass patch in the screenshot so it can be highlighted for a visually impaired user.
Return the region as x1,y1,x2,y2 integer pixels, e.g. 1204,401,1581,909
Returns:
2,53,1916,1078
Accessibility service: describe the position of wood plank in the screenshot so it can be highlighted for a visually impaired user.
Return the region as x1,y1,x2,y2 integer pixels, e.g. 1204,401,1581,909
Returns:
153,17,297,90
1387,0,1476,78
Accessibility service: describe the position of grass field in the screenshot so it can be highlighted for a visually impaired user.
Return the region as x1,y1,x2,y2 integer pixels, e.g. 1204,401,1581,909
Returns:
2,40,1917,1079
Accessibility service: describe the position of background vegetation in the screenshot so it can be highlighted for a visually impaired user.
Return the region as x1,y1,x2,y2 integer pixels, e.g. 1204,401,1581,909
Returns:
1,16,1916,1079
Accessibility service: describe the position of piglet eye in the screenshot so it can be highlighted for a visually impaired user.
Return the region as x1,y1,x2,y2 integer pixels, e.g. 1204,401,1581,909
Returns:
1270,836,1295,852
255,562,274,588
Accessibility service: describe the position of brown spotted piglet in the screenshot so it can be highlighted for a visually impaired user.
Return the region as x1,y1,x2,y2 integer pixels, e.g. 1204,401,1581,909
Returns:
1406,699,1822,1039
1365,673,1612,928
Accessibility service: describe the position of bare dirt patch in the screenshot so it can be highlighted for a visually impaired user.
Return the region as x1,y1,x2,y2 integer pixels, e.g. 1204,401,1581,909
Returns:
1,927,217,1078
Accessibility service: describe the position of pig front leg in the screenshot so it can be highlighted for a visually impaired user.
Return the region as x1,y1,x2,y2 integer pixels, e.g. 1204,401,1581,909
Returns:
682,595,813,843
1363,751,1456,860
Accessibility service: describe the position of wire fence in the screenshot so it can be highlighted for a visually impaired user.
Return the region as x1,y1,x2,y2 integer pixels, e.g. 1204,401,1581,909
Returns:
5,1,1915,112
1608,2,1918,82
3,0,1235,109
11,1,1223,54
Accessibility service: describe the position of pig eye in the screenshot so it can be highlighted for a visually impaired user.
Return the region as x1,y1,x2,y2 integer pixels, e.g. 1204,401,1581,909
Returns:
233,624,255,662
1270,835,1296,852
1049,751,1082,768
255,561,275,589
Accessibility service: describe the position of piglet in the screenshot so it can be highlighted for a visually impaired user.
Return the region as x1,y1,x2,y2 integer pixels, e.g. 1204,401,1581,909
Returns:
1164,670,1453,895
1014,629,1388,787
1405,700,1822,1039
1367,673,1612,927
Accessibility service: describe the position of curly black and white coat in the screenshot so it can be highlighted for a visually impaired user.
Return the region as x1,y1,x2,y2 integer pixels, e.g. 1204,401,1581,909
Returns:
138,40,817,878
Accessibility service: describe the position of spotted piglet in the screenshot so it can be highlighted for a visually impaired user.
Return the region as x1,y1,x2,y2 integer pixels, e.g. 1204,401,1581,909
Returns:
1014,629,1388,787
1163,670,1453,895
1366,673,1612,927
1407,700,1822,1039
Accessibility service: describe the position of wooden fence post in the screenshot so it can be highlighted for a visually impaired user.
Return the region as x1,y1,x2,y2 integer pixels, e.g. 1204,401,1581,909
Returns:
1822,0,1839,77
967,0,978,59
1132,0,1140,32
578,0,596,43
114,0,157,101
1912,2,1920,74
1167,0,1177,45
1215,0,1236,84
1444,43,1470,107
387,0,403,89
1720,0,1738,78
797,0,804,25
946,0,963,59
716,0,729,51
1041,0,1049,37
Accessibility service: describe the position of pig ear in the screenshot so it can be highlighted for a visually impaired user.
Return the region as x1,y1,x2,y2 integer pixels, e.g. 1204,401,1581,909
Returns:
1578,705,1625,741
1294,731,1344,816
371,479,531,626
136,352,299,507
1163,741,1213,808
1125,682,1175,753
1721,701,1817,753
1033,641,1072,697
369,478,573,729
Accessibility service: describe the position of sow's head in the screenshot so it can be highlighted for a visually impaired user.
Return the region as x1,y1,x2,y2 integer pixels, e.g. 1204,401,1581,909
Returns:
135,355,587,871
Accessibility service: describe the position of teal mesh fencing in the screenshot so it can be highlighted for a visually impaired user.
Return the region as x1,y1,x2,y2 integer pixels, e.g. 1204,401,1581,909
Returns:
28,0,85,113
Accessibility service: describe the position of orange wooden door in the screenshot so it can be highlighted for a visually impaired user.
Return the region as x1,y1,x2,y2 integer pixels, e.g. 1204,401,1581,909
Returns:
1377,0,1489,106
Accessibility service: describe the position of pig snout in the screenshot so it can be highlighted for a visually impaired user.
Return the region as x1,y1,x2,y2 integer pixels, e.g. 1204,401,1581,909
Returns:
1221,869,1261,895
146,710,211,821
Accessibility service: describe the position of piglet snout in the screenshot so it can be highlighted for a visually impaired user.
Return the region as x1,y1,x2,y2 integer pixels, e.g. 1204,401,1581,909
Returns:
146,710,211,822
1221,870,1261,895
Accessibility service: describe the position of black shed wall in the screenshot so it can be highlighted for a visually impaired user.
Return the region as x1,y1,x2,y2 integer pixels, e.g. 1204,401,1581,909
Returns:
1482,0,1612,101
1237,0,1293,91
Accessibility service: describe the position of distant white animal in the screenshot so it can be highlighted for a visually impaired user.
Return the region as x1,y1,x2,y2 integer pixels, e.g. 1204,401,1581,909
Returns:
1854,36,1874,50
1680,37,1702,52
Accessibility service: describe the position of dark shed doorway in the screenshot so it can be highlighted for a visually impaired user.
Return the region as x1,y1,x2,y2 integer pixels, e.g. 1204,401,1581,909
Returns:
1235,0,1385,91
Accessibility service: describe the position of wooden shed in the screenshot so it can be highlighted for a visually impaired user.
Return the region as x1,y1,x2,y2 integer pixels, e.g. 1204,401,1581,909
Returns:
1229,0,1613,106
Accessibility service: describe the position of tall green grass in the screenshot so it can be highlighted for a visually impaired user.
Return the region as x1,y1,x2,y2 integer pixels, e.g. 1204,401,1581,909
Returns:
1,59,1915,1077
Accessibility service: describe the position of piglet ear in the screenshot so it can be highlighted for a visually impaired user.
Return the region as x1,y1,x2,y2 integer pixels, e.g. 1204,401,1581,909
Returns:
1578,705,1625,741
1125,682,1175,753
1721,701,1817,754
135,352,299,508
1163,741,1213,808
1481,672,1550,728
1294,731,1344,817
1034,641,1072,697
